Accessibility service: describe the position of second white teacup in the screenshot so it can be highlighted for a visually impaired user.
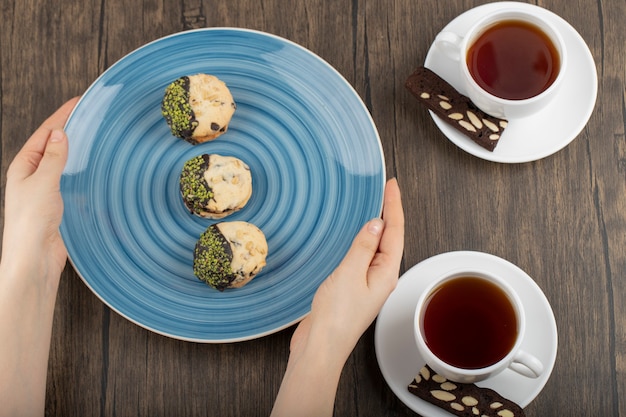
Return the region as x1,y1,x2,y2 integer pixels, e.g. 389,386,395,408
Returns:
414,269,544,383
434,7,567,119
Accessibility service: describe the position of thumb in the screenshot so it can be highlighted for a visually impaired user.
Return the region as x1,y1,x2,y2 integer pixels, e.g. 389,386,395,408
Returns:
34,129,69,185
334,218,384,278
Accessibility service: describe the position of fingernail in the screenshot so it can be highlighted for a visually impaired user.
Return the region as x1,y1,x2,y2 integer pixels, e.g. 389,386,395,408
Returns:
49,129,65,143
368,218,384,236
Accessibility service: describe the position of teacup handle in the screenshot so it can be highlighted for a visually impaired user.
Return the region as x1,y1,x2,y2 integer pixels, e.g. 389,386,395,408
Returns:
434,31,464,61
509,349,544,378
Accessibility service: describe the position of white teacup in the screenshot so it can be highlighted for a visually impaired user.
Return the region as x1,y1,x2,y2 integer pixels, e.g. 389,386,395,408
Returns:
414,269,544,383
434,7,567,119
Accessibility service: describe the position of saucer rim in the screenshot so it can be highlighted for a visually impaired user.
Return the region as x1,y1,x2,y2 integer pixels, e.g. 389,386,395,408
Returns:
374,250,558,415
423,1,598,163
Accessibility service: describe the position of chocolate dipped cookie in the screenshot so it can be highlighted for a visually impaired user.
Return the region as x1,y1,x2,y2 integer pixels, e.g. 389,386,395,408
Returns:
162,74,236,144
193,221,268,291
180,154,252,219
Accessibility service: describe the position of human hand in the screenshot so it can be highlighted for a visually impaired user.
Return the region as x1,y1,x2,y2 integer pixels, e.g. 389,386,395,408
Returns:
289,177,404,368
1,97,79,290
0,97,78,417
271,178,404,417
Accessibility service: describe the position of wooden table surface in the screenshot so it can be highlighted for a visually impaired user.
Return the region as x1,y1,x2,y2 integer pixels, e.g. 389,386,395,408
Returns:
1,0,625,416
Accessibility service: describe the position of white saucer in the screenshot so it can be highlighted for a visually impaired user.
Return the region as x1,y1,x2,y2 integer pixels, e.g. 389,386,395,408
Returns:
423,2,597,163
374,251,557,416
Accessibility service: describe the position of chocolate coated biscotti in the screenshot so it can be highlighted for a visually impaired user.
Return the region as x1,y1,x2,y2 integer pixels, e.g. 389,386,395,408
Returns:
405,66,508,151
407,365,525,417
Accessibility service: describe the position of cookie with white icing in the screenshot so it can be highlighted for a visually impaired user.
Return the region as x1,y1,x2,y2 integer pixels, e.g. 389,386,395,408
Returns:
180,154,252,219
162,74,236,144
193,221,268,291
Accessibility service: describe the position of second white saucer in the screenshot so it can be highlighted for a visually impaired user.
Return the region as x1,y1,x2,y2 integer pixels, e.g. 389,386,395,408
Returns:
374,251,557,416
423,1,597,163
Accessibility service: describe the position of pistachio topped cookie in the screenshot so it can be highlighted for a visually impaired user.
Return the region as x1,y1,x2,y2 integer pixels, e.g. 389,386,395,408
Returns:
180,153,252,219
161,74,236,144
193,222,268,291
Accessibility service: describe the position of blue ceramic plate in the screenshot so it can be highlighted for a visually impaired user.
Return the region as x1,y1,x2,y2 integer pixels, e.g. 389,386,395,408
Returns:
60,28,384,342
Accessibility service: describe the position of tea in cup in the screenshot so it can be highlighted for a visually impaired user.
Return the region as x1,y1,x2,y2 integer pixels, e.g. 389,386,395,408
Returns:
434,8,567,119
414,269,544,383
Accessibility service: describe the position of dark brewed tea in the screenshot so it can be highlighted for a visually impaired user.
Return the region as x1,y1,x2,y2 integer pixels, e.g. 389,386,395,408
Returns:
422,276,518,369
466,19,560,100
